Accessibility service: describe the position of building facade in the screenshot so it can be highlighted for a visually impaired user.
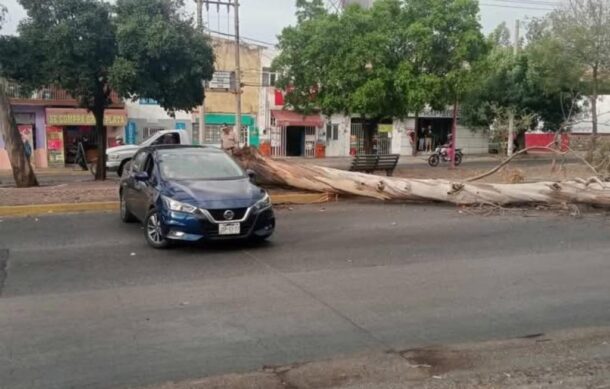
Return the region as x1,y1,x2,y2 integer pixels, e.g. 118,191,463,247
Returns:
1,84,125,170
195,37,265,148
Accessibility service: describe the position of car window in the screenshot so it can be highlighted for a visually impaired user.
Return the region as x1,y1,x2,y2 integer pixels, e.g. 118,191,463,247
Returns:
152,132,180,146
132,151,148,172
158,149,244,180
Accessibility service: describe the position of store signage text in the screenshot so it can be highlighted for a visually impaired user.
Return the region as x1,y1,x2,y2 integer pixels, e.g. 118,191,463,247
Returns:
47,111,127,126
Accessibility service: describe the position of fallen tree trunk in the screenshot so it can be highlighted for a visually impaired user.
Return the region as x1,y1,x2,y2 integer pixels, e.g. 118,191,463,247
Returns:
235,148,610,208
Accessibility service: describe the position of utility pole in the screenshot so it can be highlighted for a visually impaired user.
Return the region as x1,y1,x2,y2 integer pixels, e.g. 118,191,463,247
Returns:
507,19,519,157
196,0,205,145
201,0,242,145
233,0,242,145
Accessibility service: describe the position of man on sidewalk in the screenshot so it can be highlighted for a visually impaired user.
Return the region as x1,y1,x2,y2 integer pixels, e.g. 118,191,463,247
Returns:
220,124,237,155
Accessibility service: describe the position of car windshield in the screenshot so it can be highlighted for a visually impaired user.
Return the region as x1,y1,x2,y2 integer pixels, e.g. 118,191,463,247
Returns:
158,149,245,180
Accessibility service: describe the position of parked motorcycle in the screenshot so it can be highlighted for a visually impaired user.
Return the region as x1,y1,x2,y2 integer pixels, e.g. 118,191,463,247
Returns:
428,146,463,167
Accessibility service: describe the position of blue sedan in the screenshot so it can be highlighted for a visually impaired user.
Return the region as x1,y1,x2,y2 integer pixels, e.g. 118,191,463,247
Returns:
119,145,275,248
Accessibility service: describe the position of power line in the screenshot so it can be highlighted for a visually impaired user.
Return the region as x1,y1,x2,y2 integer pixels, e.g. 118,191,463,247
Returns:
206,28,276,47
480,2,555,11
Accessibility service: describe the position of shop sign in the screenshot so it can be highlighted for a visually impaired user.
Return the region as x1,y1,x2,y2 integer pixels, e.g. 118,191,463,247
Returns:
208,71,234,90
46,109,127,127
378,124,393,133
46,126,65,164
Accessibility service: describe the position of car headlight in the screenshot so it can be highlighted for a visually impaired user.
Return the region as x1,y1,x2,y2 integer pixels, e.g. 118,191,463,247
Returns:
108,153,121,160
163,196,197,214
254,193,272,211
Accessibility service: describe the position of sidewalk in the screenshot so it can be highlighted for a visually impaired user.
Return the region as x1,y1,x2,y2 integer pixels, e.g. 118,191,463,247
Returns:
142,327,610,389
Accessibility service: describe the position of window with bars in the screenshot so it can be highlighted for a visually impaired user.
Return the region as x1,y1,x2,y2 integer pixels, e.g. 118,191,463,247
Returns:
240,126,249,145
143,127,164,140
204,125,222,144
332,124,339,141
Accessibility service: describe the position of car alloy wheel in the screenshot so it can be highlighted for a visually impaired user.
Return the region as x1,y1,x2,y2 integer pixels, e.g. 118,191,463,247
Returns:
145,209,170,249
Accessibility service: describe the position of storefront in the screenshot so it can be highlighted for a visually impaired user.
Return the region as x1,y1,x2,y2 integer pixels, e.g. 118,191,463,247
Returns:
0,105,48,170
45,108,127,166
266,110,323,157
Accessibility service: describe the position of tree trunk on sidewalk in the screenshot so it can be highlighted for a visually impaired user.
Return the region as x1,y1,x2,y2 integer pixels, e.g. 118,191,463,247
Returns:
235,148,610,208
0,84,39,187
93,106,107,181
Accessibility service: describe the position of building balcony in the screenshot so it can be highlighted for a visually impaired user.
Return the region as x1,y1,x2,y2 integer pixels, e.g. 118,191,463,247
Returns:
6,83,123,108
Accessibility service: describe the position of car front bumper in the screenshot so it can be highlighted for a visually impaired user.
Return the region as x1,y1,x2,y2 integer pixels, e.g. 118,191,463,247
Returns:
159,207,275,242
106,160,120,171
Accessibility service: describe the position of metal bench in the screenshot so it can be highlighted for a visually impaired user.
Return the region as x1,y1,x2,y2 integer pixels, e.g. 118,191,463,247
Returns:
349,154,400,176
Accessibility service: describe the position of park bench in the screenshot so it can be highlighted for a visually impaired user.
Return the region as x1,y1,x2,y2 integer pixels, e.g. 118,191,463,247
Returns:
349,154,400,176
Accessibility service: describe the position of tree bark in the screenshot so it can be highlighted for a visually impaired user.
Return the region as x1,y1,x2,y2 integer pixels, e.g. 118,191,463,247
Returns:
93,106,106,181
235,148,610,208
0,84,39,187
588,65,599,156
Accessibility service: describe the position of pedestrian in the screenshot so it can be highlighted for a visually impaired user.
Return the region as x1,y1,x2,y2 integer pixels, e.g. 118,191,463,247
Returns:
424,126,433,152
23,138,32,162
418,128,425,151
220,123,237,154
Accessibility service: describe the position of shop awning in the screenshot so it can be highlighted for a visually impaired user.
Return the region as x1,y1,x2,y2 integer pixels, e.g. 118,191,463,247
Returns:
271,110,323,128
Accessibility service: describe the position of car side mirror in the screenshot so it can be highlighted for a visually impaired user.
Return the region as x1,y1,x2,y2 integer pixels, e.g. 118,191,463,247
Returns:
134,171,149,182
247,169,256,183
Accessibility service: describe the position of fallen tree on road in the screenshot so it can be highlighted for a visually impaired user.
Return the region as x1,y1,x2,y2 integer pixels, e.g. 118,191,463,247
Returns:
235,148,610,208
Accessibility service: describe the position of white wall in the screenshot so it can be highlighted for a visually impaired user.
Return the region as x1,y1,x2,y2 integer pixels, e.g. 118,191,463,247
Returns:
125,100,191,121
324,114,351,157
572,96,610,134
396,118,416,156
456,126,488,154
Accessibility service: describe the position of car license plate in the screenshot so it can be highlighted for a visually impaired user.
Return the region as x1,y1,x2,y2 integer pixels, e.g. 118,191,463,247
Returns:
219,223,240,235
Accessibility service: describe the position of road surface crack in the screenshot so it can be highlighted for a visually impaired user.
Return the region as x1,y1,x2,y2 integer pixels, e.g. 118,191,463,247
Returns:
0,249,8,297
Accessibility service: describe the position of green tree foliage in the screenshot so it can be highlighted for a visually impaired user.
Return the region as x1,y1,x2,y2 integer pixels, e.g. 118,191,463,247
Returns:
111,0,214,113
461,22,582,135
0,0,214,180
549,0,610,137
273,0,486,119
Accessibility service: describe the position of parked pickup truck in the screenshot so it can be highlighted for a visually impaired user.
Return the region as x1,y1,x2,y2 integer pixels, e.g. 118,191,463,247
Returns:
106,129,192,176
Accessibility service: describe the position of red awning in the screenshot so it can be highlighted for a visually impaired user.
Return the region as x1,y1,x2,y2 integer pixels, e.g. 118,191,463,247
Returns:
271,110,323,128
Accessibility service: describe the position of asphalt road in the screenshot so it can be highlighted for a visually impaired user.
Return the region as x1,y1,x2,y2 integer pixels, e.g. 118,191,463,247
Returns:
1,203,610,389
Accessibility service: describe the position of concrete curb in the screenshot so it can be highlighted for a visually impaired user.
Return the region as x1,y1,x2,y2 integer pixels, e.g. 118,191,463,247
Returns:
0,193,337,218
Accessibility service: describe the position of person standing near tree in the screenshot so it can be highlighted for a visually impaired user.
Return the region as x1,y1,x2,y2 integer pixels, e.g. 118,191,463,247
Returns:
220,123,237,154
23,138,32,163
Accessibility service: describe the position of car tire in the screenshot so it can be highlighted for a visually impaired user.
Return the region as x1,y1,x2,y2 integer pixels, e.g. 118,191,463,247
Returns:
144,208,170,249
120,191,137,223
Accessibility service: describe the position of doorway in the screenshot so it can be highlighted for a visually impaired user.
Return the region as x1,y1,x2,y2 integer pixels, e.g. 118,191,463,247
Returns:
286,126,305,156
417,118,452,153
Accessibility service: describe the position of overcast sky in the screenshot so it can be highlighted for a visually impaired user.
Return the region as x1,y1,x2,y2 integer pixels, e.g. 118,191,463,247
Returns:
0,0,556,46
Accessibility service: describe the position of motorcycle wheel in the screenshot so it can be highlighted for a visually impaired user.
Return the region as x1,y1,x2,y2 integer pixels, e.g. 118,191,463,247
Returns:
454,153,463,166
428,154,440,167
